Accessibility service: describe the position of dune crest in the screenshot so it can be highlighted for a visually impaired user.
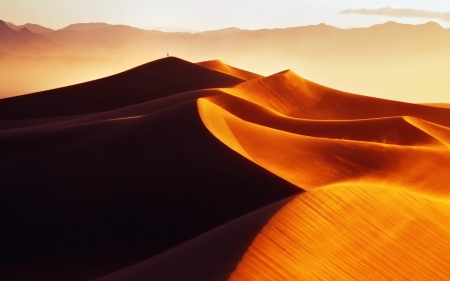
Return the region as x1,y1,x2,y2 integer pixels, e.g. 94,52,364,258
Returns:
404,116,450,148
198,97,450,194
204,93,447,148
197,60,262,80
221,70,450,127
196,61,450,280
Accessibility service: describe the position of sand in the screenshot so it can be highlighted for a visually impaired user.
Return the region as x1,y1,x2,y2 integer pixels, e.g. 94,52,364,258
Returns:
0,57,299,280
2,57,450,280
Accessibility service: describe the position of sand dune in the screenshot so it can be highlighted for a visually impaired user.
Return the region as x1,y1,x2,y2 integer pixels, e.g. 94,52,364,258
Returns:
423,103,450,109
197,60,262,80
204,93,446,147
231,185,450,280
0,57,242,120
0,58,299,280
198,63,450,280
222,70,450,126
95,197,294,281
2,57,450,280
199,97,450,193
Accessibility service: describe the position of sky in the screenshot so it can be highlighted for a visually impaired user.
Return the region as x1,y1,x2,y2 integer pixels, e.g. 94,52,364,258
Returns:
2,0,450,31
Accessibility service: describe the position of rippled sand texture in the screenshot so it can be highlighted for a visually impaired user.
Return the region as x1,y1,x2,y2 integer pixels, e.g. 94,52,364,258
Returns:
197,64,450,280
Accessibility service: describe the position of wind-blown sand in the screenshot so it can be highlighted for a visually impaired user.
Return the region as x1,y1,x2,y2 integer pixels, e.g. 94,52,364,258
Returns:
197,60,262,81
1,57,450,280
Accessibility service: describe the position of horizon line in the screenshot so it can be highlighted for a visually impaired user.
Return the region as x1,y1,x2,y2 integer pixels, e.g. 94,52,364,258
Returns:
2,19,446,33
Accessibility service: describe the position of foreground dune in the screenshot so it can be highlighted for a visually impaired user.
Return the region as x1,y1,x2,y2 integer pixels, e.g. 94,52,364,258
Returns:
2,57,450,280
196,62,450,280
231,185,450,280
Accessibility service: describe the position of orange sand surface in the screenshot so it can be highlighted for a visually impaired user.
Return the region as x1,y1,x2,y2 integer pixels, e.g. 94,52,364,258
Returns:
2,57,450,280
197,60,262,81
196,63,450,280
231,185,450,280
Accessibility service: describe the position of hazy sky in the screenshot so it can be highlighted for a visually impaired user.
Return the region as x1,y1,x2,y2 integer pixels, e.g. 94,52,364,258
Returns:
3,0,450,31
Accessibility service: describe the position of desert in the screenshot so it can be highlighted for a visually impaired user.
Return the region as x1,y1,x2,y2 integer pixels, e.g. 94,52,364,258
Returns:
2,5,450,279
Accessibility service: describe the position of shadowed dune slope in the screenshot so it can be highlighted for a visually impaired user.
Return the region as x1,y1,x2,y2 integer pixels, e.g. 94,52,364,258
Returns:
0,58,301,280
95,197,294,281
0,57,243,120
0,95,299,280
197,60,262,81
222,70,450,127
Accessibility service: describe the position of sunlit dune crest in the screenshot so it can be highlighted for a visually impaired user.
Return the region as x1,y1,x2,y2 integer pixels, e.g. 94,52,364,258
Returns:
108,115,144,121
198,97,450,194
204,93,447,147
197,60,262,81
197,62,450,279
404,116,450,148
423,103,450,109
221,70,450,127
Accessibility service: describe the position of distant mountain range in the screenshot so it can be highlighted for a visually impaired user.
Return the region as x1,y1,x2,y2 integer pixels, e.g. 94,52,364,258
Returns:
0,20,43,42
5,21,54,33
1,19,450,103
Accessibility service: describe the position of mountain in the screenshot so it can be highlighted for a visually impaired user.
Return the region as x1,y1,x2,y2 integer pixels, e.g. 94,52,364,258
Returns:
6,21,55,33
0,20,19,40
200,27,243,37
3,20,450,103
59,22,113,31
0,20,54,54
0,22,44,46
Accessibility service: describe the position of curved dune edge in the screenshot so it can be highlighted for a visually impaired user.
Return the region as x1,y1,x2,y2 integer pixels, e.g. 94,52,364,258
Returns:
230,185,450,280
221,70,450,127
422,103,450,109
198,98,254,162
404,116,450,148
206,92,447,148
94,196,296,281
197,60,263,81
193,69,450,280
198,97,450,196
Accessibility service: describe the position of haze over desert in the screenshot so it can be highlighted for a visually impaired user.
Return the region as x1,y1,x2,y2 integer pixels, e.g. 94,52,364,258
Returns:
2,1,450,280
